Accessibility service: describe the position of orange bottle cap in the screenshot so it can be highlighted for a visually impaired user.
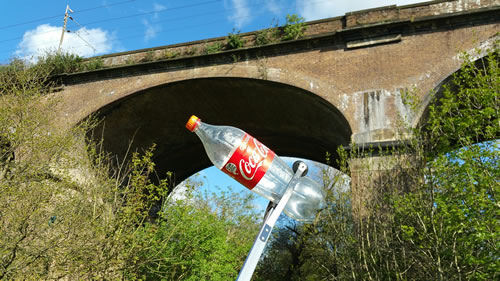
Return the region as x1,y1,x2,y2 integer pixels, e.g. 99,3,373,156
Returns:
186,115,201,132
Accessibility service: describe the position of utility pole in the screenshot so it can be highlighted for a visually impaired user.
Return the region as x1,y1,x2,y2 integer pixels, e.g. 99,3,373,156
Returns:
58,5,73,54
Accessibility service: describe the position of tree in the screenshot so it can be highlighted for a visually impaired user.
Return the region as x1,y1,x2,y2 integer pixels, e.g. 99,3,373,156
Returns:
255,219,308,281
389,45,499,280
256,43,499,280
0,55,260,279
132,186,260,280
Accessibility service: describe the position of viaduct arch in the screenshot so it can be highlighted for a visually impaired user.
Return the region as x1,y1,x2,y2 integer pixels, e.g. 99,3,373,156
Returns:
51,0,499,184
90,77,351,183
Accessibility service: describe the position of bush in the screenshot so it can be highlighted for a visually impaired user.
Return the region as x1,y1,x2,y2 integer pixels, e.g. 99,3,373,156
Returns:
255,29,277,46
132,186,259,280
203,42,223,54
282,14,307,41
254,44,500,281
0,57,260,279
36,51,84,75
164,50,180,59
183,46,198,56
255,19,280,46
82,57,105,71
227,29,245,50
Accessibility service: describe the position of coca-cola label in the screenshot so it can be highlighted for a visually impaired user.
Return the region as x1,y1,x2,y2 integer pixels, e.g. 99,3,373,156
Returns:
222,133,275,190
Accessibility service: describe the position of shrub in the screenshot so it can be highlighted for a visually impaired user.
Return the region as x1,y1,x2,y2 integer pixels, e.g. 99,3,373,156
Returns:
183,46,198,56
203,42,223,54
255,19,280,46
36,51,84,75
164,50,180,59
82,57,105,71
282,14,307,41
227,29,245,50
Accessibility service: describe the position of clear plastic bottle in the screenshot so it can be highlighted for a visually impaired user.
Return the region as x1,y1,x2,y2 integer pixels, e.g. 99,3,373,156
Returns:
186,115,326,222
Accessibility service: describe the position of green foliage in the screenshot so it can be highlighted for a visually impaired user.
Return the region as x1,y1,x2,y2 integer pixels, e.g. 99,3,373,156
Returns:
426,48,499,154
203,41,224,55
255,29,276,46
183,46,198,56
255,19,280,46
388,45,500,280
255,219,320,281
18,51,107,75
125,55,136,65
0,58,52,97
36,51,84,75
82,57,105,71
131,186,259,280
282,14,307,41
227,29,245,50
393,142,499,280
142,50,155,62
255,44,499,281
0,57,260,279
164,49,180,59
231,54,241,63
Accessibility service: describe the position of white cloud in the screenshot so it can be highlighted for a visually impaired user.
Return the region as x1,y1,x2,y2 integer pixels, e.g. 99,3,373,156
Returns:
140,3,166,42
228,0,251,28
168,184,190,202
266,0,286,15
153,2,166,20
296,0,423,21
15,24,114,61
296,0,336,21
142,19,161,42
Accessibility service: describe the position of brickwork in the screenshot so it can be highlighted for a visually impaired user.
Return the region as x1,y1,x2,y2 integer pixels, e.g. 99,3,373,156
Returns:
94,0,499,68
50,0,499,185
346,0,500,27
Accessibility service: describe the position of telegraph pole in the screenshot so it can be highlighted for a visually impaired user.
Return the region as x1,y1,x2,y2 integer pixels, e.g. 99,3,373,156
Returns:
57,5,73,54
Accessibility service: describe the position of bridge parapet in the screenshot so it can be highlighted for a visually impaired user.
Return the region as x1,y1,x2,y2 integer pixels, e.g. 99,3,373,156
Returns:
92,0,499,68
345,0,499,27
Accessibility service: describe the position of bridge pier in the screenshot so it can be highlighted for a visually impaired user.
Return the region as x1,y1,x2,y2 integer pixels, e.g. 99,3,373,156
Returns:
348,145,418,219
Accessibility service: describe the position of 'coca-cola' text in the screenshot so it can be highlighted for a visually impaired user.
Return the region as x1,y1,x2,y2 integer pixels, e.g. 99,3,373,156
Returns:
222,133,275,189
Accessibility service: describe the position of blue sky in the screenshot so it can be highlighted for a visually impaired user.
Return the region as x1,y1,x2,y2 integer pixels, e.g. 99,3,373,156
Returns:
176,157,349,217
1,0,423,64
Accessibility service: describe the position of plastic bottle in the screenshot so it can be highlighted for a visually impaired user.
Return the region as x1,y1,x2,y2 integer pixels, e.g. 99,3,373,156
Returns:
185,115,326,222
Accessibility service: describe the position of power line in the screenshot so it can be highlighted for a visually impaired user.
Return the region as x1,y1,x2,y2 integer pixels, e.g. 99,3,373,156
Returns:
69,7,228,37
0,1,298,59
70,30,97,54
70,0,137,15
66,7,97,55
0,0,223,46
63,2,295,53
64,0,223,28
2,0,344,61
0,0,137,30
0,17,223,57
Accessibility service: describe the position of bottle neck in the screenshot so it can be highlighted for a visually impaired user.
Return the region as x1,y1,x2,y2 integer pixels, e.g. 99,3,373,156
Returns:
186,115,202,132
193,122,214,144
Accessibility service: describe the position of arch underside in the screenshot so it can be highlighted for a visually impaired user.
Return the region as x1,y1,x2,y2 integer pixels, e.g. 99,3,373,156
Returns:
416,41,499,128
89,77,352,184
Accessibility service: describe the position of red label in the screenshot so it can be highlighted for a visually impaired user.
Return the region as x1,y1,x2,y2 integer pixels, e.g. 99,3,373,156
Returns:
222,133,275,190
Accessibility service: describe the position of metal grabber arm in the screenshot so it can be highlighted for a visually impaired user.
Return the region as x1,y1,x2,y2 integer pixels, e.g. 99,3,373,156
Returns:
236,161,308,281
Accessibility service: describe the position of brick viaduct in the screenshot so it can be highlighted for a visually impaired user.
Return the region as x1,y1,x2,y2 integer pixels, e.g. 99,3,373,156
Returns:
53,0,500,185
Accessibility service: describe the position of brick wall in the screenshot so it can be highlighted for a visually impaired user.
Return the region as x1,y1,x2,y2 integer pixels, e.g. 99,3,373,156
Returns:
93,0,499,68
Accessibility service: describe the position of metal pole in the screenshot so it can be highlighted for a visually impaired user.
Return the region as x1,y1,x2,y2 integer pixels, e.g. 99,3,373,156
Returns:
236,161,308,281
57,5,71,54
